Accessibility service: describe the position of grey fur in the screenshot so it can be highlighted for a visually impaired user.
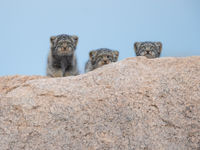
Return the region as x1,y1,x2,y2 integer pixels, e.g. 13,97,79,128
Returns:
134,41,162,58
46,34,79,77
85,48,119,73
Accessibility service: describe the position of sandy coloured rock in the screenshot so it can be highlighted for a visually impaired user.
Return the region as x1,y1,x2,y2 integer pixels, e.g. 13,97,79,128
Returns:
0,56,200,150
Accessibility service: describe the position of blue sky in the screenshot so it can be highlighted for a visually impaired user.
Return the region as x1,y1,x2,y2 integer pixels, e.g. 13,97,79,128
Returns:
0,0,200,76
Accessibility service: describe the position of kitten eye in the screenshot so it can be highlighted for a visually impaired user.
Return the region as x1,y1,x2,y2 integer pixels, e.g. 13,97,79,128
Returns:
142,46,146,49
107,55,110,59
150,46,154,50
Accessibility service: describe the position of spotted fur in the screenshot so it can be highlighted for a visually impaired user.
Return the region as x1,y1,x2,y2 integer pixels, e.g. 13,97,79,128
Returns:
85,48,119,73
46,34,79,77
134,42,162,58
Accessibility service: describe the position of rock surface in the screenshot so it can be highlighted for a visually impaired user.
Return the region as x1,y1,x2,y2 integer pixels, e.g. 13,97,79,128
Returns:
0,56,200,150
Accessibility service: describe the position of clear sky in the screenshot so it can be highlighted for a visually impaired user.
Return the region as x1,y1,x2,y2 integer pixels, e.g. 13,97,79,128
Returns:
0,0,200,76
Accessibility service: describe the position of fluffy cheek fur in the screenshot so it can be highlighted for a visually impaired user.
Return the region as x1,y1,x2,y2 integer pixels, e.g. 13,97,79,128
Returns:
96,59,112,68
55,47,74,56
149,51,156,57
137,49,158,58
143,51,156,58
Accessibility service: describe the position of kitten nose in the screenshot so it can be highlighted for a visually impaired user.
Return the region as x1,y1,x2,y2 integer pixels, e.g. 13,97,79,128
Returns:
146,50,151,54
104,60,108,64
63,43,67,48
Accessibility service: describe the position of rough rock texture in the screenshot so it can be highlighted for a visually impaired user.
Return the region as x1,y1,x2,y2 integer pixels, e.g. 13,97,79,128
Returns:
0,56,200,150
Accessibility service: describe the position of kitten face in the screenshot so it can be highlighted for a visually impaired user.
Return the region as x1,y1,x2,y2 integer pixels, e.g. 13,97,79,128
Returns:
134,42,162,58
50,34,78,56
89,48,119,69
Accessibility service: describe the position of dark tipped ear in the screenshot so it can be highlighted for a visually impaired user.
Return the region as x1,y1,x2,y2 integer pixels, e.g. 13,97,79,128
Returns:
113,50,119,59
50,36,56,44
72,35,79,46
89,50,96,59
134,42,140,53
155,42,162,53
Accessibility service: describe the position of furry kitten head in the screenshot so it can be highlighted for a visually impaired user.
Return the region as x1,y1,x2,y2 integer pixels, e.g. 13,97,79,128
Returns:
134,42,162,58
50,34,78,56
89,48,119,69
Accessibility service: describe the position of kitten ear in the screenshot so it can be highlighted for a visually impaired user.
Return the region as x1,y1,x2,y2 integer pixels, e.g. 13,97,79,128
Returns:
155,42,162,53
71,35,79,46
134,42,141,53
89,50,96,59
50,36,56,44
113,50,119,59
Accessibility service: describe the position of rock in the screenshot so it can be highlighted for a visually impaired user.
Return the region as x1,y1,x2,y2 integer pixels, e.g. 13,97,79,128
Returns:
0,56,200,150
